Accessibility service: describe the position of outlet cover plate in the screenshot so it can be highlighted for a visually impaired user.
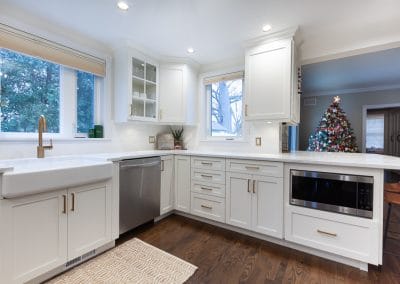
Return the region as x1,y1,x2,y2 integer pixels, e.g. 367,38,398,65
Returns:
149,136,156,144
256,137,262,146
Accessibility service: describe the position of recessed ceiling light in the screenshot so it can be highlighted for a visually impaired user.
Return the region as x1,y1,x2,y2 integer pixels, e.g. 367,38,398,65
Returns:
262,24,272,32
187,47,195,54
267,121,273,124
117,1,129,11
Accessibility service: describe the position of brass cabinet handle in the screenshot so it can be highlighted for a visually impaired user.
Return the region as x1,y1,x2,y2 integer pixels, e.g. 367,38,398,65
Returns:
245,166,260,170
161,160,164,171
62,195,67,214
247,179,251,193
201,174,213,179
200,186,213,191
253,180,256,194
201,162,213,166
317,229,337,237
201,204,213,210
159,109,163,120
71,193,75,212
245,104,248,116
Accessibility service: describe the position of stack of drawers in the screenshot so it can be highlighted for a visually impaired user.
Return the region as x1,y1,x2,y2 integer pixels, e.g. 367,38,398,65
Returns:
190,156,226,222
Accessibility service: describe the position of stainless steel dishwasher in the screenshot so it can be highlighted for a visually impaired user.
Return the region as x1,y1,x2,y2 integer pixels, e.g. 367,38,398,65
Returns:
119,157,161,235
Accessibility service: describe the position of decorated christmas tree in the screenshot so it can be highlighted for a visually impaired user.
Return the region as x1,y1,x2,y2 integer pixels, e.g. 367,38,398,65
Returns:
307,96,358,152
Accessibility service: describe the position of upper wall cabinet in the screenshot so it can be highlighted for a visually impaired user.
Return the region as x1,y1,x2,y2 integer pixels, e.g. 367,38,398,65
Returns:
114,47,159,122
244,28,300,124
159,63,198,125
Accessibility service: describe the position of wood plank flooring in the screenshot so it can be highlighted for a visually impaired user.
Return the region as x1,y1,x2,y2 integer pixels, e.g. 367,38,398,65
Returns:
118,207,400,283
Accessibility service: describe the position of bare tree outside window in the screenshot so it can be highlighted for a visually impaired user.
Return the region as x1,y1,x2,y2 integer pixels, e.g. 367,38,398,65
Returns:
208,78,243,137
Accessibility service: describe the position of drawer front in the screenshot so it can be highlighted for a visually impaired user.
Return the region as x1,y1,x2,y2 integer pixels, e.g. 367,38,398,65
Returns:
191,156,226,171
287,212,374,262
190,193,225,222
227,159,283,177
191,169,225,185
191,181,225,198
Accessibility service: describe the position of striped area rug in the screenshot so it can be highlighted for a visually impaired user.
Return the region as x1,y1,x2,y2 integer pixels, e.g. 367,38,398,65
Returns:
46,238,197,284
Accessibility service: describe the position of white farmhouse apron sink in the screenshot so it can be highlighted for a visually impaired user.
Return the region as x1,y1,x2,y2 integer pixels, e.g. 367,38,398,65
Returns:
0,156,112,198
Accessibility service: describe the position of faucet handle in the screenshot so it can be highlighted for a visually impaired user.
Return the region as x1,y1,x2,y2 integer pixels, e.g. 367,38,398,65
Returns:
44,138,53,149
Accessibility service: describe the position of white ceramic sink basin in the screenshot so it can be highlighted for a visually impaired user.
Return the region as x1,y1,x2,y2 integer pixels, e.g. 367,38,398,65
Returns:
0,156,113,198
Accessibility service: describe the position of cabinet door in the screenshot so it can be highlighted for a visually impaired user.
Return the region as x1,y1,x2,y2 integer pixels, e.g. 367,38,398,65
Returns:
226,172,252,230
245,39,292,121
0,190,68,284
160,155,174,215
67,182,112,259
159,66,184,123
251,175,283,238
174,155,191,212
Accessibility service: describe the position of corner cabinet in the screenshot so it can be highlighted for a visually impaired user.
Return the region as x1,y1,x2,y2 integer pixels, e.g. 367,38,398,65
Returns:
159,63,198,124
114,47,159,122
244,29,300,123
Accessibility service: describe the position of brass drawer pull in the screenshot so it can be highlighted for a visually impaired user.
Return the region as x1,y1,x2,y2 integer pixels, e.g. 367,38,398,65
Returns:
62,195,67,214
201,186,213,191
201,204,213,210
71,193,75,212
245,166,260,170
201,162,213,166
317,229,337,237
201,174,213,179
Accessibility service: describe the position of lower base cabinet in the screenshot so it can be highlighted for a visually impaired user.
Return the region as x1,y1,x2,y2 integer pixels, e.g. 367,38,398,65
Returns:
190,192,225,222
0,180,113,284
174,155,191,212
226,172,283,238
160,155,174,215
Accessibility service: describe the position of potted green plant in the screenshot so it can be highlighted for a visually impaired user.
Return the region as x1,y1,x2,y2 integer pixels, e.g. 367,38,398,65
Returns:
170,126,184,149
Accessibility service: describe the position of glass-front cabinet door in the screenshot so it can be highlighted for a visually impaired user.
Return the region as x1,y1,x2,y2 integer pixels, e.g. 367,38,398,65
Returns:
130,57,158,121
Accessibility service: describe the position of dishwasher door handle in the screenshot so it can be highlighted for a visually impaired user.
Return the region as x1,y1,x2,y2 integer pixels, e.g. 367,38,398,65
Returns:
120,161,160,169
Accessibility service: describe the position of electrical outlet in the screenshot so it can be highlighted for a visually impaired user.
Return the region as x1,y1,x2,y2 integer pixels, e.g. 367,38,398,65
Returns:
255,137,262,146
149,136,156,144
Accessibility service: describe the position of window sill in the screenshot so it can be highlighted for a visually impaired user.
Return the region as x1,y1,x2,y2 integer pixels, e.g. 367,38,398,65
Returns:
0,137,111,143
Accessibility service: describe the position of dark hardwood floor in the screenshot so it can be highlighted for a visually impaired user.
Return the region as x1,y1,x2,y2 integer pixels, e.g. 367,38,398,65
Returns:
118,206,400,283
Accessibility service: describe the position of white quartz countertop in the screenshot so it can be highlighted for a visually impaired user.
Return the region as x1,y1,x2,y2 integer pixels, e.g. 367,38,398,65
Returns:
86,150,400,170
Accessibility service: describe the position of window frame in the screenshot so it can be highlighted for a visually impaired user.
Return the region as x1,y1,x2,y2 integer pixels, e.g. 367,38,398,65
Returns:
203,70,248,142
0,49,102,140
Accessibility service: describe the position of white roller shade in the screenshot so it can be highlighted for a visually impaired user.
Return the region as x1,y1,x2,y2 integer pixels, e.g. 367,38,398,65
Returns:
0,23,106,77
203,71,244,85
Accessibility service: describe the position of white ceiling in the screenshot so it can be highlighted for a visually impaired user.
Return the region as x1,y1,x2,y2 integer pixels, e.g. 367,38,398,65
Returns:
302,47,400,96
1,0,400,65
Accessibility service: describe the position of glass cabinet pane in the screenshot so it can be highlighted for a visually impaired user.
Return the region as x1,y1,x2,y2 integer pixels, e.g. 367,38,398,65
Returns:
132,78,145,98
146,82,157,100
131,99,144,117
132,58,145,79
146,63,157,83
145,101,157,119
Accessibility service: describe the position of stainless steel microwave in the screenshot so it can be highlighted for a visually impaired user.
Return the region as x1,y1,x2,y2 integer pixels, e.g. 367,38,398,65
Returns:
290,170,374,218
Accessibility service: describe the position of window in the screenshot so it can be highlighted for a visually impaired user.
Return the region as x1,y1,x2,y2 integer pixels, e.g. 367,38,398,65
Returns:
0,48,100,137
76,71,95,133
206,73,243,138
366,112,384,153
0,49,60,133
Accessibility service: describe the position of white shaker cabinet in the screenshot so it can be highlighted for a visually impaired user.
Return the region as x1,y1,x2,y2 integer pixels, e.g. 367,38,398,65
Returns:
244,29,299,123
174,155,191,212
67,182,112,260
0,180,113,284
160,155,174,215
0,190,68,284
226,172,253,230
159,63,198,124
